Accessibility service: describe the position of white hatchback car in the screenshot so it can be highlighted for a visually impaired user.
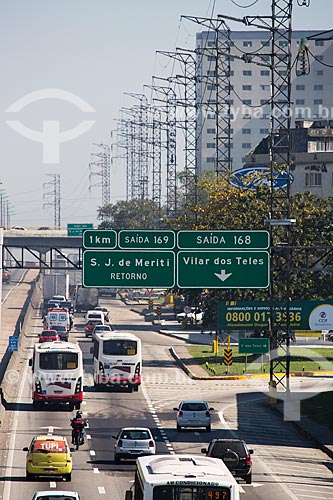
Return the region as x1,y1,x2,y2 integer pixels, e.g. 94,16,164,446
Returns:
174,400,214,432
112,427,156,463
32,492,80,500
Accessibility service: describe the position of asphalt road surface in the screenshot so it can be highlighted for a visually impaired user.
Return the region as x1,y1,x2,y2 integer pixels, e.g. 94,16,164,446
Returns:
1,294,333,500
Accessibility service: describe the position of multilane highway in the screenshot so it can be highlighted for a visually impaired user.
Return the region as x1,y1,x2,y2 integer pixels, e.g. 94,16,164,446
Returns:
0,293,332,500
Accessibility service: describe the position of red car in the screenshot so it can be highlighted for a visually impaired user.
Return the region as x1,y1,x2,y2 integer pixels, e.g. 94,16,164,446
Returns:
85,320,103,338
39,329,61,343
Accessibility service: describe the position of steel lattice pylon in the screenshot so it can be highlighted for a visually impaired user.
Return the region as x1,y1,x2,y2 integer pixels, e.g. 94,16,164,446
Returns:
43,173,60,228
184,16,232,175
150,107,162,223
150,80,177,218
157,50,198,213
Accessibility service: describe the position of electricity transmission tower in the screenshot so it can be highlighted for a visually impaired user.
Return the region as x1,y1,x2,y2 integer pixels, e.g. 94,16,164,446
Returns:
43,174,61,228
157,49,198,214
89,143,111,212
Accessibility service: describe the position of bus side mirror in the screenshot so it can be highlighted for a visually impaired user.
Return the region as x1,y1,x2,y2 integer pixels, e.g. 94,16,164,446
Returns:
28,359,32,367
90,347,93,354
125,491,133,500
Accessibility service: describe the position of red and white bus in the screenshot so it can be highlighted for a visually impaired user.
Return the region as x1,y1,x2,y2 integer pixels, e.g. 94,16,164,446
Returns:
29,341,83,409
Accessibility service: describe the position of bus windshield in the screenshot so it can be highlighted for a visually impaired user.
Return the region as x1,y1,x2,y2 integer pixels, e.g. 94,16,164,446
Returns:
103,339,137,356
39,352,78,370
153,486,230,500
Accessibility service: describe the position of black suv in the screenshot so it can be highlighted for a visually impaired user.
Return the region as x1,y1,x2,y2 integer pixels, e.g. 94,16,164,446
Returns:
201,438,254,484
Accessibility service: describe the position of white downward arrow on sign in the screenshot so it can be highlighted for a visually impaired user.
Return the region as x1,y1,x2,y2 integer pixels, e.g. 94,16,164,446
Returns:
214,269,232,281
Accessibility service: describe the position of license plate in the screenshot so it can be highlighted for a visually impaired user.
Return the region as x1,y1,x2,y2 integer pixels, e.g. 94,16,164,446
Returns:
43,468,56,472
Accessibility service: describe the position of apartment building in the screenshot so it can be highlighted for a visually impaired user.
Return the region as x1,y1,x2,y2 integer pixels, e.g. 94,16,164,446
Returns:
196,30,333,174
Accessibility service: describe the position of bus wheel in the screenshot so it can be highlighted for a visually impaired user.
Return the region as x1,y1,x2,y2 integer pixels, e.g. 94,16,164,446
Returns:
74,403,81,410
32,401,41,410
133,385,139,392
128,385,133,393
64,473,72,482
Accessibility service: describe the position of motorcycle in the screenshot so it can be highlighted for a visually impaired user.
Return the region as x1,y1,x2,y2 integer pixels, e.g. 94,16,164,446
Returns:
72,427,84,450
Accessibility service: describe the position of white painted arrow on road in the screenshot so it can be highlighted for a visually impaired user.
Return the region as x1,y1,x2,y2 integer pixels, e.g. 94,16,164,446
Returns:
214,269,232,281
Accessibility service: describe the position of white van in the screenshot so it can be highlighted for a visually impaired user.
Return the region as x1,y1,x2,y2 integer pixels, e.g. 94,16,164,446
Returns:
86,310,105,325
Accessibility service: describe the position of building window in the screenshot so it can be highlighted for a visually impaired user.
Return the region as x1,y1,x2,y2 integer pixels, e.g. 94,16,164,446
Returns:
242,157,246,162
306,172,322,186
206,157,215,163
315,40,324,46
260,128,269,134
260,85,270,91
229,70,234,76
261,40,270,47
207,41,214,47
243,41,252,47
261,114,269,120
207,70,216,76
296,99,305,105
260,99,268,105
207,113,215,119
296,85,305,90
207,55,215,62
207,84,217,90
260,70,269,76
242,85,252,91
279,41,287,47
242,128,251,134
242,143,251,149
315,70,324,76
314,84,323,91
317,55,324,61
207,128,215,134
243,114,251,119
243,99,252,105
207,99,216,104
315,138,333,152
243,70,252,76
261,55,270,62
314,99,323,105
207,143,216,149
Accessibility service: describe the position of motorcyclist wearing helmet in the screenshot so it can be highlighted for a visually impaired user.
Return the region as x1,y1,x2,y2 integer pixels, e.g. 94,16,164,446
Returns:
70,410,87,445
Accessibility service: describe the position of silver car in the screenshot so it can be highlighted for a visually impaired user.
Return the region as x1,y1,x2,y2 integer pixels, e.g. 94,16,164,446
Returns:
174,400,214,432
112,427,156,463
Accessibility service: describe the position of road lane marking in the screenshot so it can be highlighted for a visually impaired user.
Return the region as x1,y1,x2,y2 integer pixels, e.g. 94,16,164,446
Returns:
2,360,28,500
90,449,96,456
98,487,106,494
49,482,57,488
93,467,100,473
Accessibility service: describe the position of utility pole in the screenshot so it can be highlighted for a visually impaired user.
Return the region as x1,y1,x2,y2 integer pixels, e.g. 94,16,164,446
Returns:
43,174,61,228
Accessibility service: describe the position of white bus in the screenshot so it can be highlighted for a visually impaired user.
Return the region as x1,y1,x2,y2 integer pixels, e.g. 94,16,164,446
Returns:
29,341,83,410
92,331,141,392
125,454,240,500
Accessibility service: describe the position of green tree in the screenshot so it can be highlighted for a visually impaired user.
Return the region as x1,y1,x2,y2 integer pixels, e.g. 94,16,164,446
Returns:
97,199,166,229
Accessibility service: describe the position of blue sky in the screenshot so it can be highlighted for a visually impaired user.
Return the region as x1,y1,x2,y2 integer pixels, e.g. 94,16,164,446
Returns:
0,0,331,227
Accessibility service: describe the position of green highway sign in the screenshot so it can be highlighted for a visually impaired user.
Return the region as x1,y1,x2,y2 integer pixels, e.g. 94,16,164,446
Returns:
83,230,117,249
177,230,269,250
118,230,175,249
238,338,270,354
83,250,175,288
177,251,270,289
67,223,93,237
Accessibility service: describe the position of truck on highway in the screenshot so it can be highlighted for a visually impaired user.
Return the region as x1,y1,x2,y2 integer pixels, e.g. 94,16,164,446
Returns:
43,274,68,301
75,285,99,313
